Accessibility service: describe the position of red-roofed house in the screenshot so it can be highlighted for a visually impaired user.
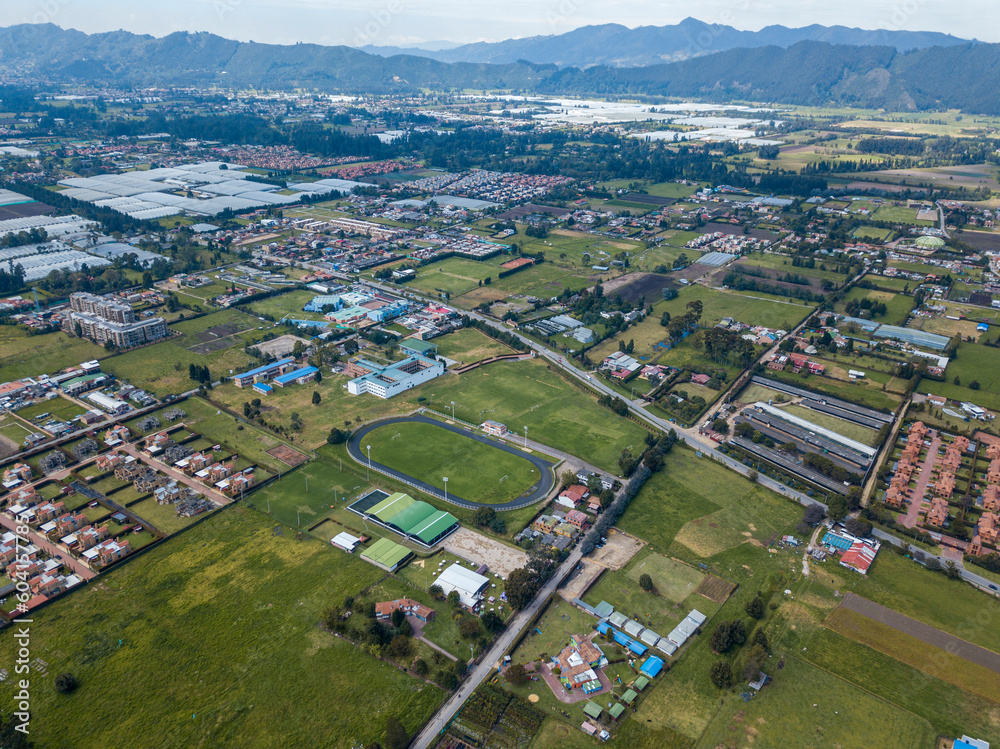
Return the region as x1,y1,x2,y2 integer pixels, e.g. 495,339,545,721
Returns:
374,598,435,622
839,540,879,575
557,485,590,509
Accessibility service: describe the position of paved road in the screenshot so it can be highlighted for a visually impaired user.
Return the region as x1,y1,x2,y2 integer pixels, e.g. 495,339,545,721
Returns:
410,548,584,749
346,414,556,510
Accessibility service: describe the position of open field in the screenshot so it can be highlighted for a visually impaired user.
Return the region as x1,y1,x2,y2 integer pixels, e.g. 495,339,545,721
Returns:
247,456,368,528
618,447,796,557
802,627,1000,742
0,506,444,748
824,605,1000,702
432,328,515,365
0,326,105,383
837,287,914,326
764,367,903,412
245,288,325,321
696,655,935,748
363,420,544,504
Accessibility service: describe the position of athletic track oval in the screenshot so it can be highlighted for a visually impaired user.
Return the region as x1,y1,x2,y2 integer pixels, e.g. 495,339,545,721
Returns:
346,415,555,510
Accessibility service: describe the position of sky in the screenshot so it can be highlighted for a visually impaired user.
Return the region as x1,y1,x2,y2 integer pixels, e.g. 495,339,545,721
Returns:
0,0,993,48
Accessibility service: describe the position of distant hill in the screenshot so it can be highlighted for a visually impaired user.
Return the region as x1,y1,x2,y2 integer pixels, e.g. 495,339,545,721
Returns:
359,18,974,67
2,25,1000,115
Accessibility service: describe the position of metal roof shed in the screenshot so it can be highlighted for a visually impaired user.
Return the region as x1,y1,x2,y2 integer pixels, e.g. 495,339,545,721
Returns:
582,702,602,720
609,703,626,720
623,620,644,638
621,689,638,705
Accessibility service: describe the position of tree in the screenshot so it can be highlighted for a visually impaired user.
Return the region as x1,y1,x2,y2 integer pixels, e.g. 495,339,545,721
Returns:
506,567,540,610
710,622,734,653
447,590,461,608
459,617,482,639
506,663,529,686
327,427,348,445
473,506,497,528
390,608,405,629
311,391,322,405
55,672,78,694
712,418,729,434
747,470,758,483
827,495,849,520
750,628,769,652
385,716,408,749
481,610,505,634
638,573,654,592
429,584,443,599
844,517,872,538
412,658,428,676
742,644,769,681
710,660,734,688
390,635,412,658
745,595,765,620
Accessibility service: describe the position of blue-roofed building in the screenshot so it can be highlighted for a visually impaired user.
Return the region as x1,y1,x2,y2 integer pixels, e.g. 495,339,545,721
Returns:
596,621,612,636
367,299,408,323
252,382,273,396
639,656,664,678
304,295,343,313
234,358,294,388
822,531,854,551
613,631,631,647
274,366,319,387
626,640,647,656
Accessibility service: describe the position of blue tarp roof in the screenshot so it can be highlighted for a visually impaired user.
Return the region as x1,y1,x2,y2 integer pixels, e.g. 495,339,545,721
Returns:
640,656,664,677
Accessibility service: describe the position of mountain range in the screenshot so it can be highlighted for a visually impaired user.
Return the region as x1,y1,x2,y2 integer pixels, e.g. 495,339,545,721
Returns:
1,24,1000,115
360,18,973,67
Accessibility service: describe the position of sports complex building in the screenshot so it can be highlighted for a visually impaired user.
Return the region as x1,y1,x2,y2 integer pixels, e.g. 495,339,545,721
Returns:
348,490,459,547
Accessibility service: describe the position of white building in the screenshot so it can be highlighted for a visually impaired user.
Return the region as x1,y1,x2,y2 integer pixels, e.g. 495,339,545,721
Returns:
435,563,490,609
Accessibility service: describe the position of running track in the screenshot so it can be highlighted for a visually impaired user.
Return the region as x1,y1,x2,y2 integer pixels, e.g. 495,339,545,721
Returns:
346,415,555,510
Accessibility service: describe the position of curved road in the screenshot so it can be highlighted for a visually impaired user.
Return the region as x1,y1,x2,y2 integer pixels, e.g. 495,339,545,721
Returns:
347,415,556,510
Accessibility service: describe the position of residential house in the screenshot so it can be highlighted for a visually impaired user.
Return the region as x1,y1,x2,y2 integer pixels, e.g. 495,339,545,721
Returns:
76,525,109,551
978,512,999,546
103,424,131,447
33,501,65,524
566,510,590,530
557,485,589,509
927,498,950,527
92,538,131,566
985,485,1000,512
3,463,31,485
54,512,86,536
374,598,436,623
96,451,128,472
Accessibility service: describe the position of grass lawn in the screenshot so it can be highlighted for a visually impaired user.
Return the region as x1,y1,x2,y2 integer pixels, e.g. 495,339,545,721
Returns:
16,396,86,422
512,598,600,664
245,289,321,320
853,225,895,242
432,328,515,366
588,286,813,363
209,372,409,449
851,551,1000,656
837,287,914,327
0,506,444,748
696,655,935,748
623,550,706,603
363,420,546,505
764,367,903,412
0,326,105,382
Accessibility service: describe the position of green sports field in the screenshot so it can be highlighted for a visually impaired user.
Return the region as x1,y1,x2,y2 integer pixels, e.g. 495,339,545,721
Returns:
363,420,544,504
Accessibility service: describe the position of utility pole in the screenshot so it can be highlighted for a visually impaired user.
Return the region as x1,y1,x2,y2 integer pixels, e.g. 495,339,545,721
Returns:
366,444,372,482
451,401,455,421
524,426,528,448
443,477,448,503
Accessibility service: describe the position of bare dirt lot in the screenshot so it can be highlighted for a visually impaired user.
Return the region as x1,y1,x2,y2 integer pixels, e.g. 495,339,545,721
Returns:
587,529,644,570
266,444,309,467
694,574,737,604
559,558,605,602
600,272,679,305
441,527,528,578
256,334,312,359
